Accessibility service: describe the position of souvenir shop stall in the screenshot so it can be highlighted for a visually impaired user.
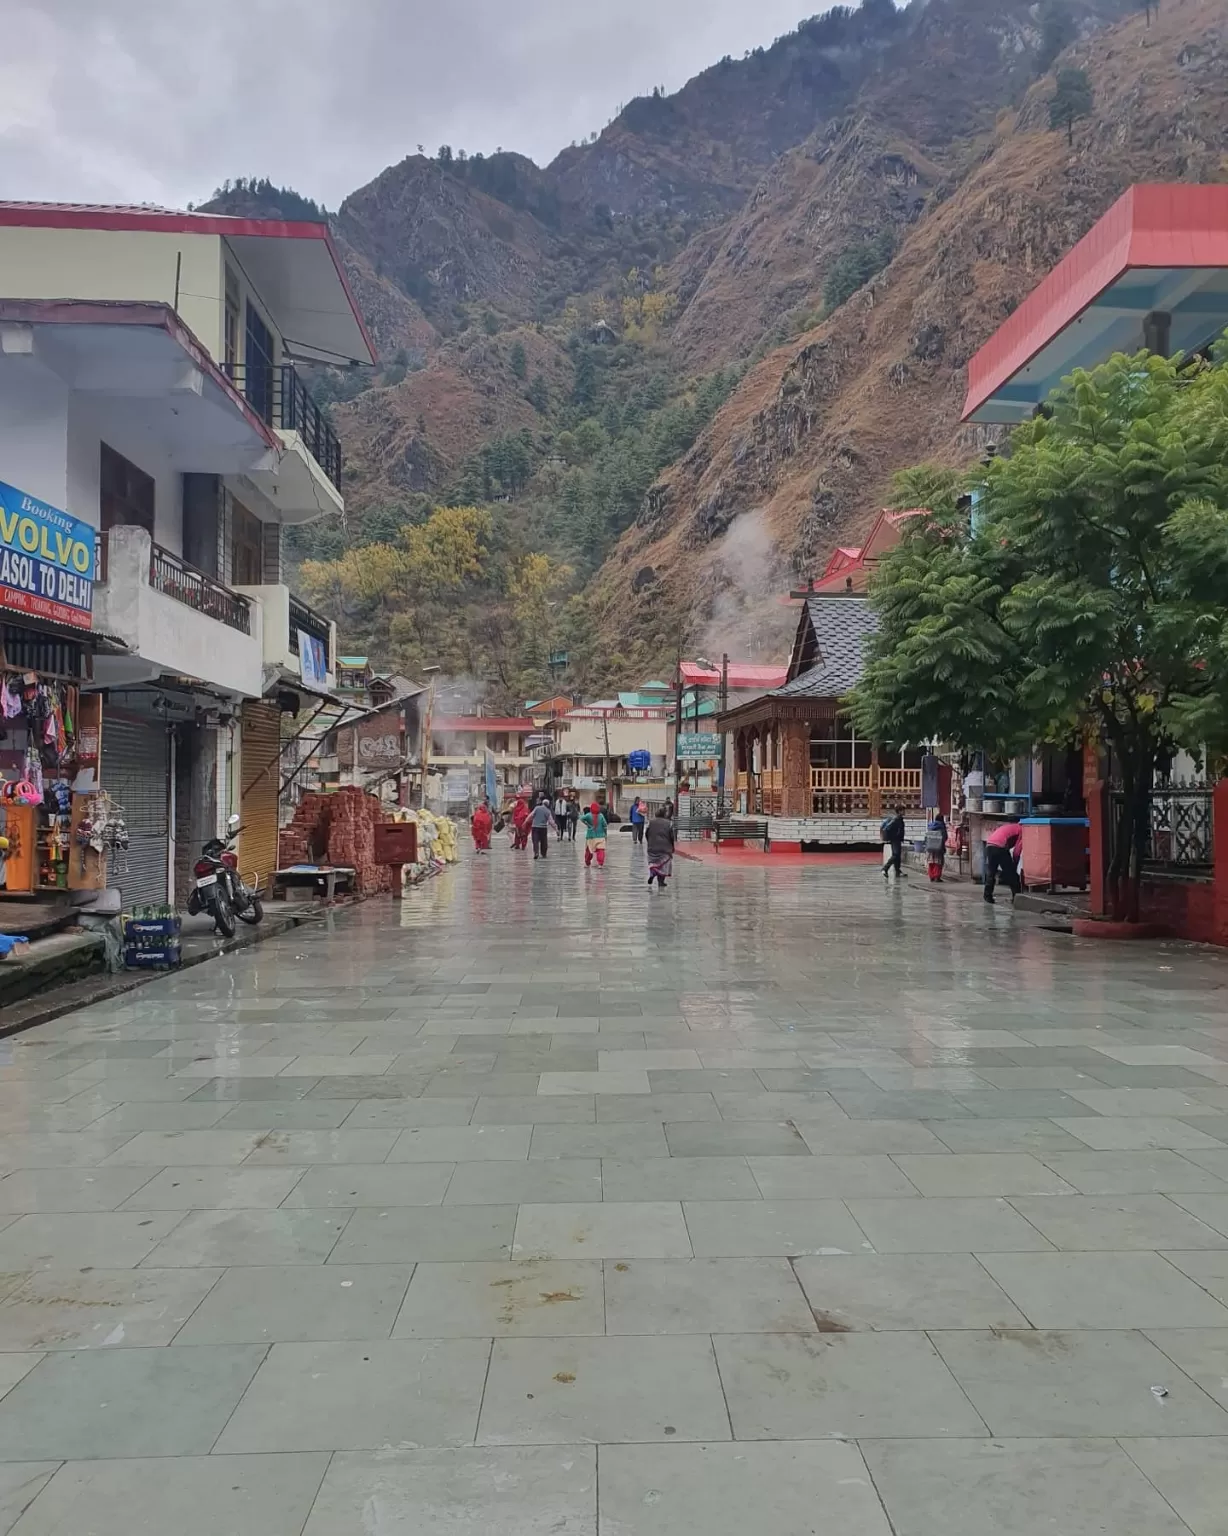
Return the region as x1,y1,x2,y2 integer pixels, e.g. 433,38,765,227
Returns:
0,629,114,901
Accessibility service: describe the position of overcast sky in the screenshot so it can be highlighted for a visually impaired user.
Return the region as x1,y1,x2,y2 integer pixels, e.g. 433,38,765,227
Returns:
2,0,836,211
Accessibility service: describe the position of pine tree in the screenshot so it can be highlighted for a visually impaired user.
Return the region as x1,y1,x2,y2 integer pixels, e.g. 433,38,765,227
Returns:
1050,67,1093,145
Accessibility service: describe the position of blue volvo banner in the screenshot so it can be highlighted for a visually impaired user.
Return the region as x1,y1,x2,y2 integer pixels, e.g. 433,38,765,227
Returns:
0,481,95,630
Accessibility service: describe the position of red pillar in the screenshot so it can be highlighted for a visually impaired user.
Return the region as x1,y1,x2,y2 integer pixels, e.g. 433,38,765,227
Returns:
1213,780,1228,947
1087,780,1108,917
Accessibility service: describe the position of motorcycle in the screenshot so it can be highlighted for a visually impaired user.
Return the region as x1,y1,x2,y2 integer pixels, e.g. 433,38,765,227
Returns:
188,815,264,938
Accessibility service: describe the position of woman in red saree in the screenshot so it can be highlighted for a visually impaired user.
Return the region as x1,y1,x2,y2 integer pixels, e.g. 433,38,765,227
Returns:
511,795,531,851
471,800,493,853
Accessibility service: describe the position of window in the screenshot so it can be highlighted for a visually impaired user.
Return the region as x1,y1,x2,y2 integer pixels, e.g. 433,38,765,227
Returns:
100,445,155,575
230,499,263,586
244,302,276,423
224,269,240,370
491,734,508,754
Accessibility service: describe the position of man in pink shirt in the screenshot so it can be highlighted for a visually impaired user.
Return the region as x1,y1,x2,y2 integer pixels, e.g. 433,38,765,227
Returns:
983,821,1023,904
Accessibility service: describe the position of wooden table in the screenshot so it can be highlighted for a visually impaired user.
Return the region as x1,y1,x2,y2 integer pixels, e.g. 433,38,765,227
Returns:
272,865,356,902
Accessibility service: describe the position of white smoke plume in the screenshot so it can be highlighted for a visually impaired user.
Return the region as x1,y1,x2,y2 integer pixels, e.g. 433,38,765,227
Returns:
699,509,796,662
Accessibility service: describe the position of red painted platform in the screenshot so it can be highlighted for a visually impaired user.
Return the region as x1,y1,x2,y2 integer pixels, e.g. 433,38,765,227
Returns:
676,845,881,869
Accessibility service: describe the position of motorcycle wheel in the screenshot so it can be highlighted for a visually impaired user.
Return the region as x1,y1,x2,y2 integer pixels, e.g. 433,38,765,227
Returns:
238,896,264,926
213,889,236,940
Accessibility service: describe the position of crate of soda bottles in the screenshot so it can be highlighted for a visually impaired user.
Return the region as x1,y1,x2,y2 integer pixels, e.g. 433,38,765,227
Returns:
123,906,182,969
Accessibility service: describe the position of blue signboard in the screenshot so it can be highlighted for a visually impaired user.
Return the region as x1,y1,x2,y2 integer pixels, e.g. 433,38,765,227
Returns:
0,481,95,629
484,749,498,808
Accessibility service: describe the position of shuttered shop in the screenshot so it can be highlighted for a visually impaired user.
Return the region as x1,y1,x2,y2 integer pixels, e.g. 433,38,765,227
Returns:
100,713,170,909
239,701,280,888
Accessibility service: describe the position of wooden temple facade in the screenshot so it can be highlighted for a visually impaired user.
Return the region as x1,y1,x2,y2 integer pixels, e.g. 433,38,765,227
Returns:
718,595,924,821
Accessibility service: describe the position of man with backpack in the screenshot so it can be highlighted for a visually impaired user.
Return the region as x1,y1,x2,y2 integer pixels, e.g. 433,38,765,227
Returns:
881,806,906,880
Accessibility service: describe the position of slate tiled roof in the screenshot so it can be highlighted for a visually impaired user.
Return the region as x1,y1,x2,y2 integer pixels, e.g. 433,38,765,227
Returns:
777,597,880,699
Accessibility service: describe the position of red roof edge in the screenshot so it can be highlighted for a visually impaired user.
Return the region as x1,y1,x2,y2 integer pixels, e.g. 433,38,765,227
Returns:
322,227,378,364
962,185,1139,420
0,297,278,450
0,203,377,366
963,184,1228,422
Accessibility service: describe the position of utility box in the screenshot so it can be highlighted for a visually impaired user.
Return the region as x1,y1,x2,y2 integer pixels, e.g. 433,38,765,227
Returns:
373,821,418,867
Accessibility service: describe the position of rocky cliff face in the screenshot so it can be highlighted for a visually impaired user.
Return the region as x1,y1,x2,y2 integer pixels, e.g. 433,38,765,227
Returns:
588,0,1228,670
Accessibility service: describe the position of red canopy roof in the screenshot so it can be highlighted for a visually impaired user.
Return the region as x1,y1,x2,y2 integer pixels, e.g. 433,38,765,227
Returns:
963,184,1228,423
679,661,788,689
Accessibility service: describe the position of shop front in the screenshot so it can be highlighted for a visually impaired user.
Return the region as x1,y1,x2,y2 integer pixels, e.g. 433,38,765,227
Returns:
0,481,119,909
239,699,282,895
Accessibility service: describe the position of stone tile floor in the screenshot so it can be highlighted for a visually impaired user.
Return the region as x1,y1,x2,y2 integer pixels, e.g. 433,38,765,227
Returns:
0,839,1225,1530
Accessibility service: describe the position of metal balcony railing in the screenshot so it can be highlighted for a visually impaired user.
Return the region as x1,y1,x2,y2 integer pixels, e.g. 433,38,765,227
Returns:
1110,785,1215,874
149,544,252,634
222,360,342,490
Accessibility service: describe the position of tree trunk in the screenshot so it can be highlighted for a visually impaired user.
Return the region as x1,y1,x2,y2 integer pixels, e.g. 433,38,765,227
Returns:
1107,785,1133,921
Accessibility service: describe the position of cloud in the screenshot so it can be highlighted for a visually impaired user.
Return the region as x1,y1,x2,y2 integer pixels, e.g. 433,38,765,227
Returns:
2,0,837,210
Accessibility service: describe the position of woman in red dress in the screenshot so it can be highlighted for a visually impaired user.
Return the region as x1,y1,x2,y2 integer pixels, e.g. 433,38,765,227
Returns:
471,800,493,854
511,794,531,851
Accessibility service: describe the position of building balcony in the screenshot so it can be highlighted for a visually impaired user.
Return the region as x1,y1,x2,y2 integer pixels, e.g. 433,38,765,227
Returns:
234,583,337,694
92,526,264,698
222,360,344,523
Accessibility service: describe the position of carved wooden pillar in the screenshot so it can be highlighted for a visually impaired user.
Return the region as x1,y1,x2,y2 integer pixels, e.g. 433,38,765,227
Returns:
781,720,811,819
868,744,882,818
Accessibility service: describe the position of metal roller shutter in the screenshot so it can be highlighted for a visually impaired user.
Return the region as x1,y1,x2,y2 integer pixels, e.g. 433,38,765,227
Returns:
240,701,281,890
100,714,170,910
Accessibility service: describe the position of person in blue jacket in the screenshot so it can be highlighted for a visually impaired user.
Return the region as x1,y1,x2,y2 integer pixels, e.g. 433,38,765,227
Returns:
629,796,646,844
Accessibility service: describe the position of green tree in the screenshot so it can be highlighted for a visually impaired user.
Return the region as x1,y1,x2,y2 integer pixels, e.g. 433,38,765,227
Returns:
572,347,600,412
509,340,528,379
823,231,895,315
526,373,550,413
851,348,1228,921
1050,66,1093,145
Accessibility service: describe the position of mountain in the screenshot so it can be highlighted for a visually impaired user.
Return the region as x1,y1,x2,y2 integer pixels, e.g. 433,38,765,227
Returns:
204,0,1226,695
591,0,1228,672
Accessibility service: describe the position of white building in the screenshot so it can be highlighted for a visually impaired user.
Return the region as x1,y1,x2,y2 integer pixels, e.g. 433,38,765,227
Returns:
549,690,672,814
0,202,375,909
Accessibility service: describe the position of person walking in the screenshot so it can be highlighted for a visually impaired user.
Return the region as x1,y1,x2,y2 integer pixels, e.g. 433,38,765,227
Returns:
553,791,569,841
566,795,580,842
645,805,676,888
881,805,907,881
983,820,1023,903
582,802,608,867
926,810,948,882
511,794,531,851
471,799,493,855
629,796,646,844
530,795,557,860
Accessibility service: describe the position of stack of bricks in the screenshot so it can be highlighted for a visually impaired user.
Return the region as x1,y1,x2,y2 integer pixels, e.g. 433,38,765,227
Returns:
322,786,393,894
278,793,330,869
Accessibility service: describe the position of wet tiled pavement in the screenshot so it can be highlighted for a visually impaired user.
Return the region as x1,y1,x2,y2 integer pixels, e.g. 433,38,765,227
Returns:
0,837,1226,1530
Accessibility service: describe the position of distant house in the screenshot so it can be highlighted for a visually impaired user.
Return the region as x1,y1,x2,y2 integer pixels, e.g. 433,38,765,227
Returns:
588,319,617,346
672,661,790,793
807,509,929,595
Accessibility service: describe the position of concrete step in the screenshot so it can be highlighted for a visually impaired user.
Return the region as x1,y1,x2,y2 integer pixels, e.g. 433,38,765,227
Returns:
0,929,106,1009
